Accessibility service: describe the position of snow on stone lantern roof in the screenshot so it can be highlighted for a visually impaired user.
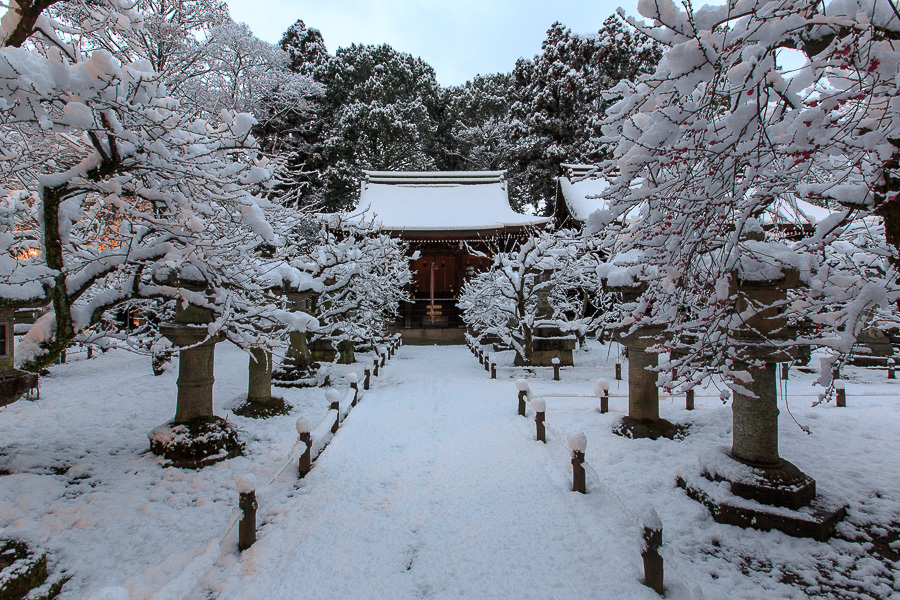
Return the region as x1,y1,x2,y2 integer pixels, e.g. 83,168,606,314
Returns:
351,171,550,235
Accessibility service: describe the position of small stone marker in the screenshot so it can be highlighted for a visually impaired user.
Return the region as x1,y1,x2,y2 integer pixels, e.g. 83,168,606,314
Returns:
533,398,546,443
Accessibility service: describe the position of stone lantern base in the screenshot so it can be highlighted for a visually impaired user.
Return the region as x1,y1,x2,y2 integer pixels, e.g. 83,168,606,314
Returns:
233,397,291,419
514,324,576,367
0,370,38,407
614,417,686,441
149,416,243,469
677,448,847,541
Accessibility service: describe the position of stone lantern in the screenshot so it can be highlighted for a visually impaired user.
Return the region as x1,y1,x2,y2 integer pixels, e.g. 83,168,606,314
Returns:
516,269,576,367
0,306,37,407
272,290,317,387
609,284,680,440
679,252,846,540
149,273,241,468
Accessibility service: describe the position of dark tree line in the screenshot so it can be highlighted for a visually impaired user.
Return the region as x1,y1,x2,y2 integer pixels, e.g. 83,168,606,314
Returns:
257,16,661,214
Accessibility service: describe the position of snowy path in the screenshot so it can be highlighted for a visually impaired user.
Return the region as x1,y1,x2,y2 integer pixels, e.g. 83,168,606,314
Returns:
207,346,655,600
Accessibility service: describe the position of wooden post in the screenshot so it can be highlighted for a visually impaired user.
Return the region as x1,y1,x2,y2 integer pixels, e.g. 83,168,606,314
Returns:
238,489,257,551
889,359,895,380
350,381,359,406
615,359,622,381
327,390,341,434
478,349,484,365
86,346,93,359
491,363,496,379
364,368,371,390
835,381,846,408
552,357,560,381
297,418,312,478
516,380,530,417
373,358,379,377
534,399,546,443
781,363,789,380
380,350,386,367
569,432,586,494
484,354,490,372
595,379,610,414
686,388,695,411
59,349,66,364
641,513,664,595
832,364,840,382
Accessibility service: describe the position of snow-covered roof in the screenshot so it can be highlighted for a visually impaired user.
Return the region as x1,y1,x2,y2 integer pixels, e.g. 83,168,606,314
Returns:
558,176,613,222
353,171,550,233
761,197,833,228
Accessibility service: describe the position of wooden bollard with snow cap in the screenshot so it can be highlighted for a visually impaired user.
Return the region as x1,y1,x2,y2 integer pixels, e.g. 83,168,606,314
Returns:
491,362,496,379
484,353,491,372
889,359,896,380
615,359,622,381
327,389,341,433
595,379,610,414
297,418,312,478
835,380,846,407
641,508,664,595
569,431,587,494
237,475,258,551
478,349,484,365
516,380,530,417
552,357,561,381
364,368,371,390
373,357,379,377
533,398,546,443
781,363,790,381
347,373,359,406
686,388,695,411
378,346,387,367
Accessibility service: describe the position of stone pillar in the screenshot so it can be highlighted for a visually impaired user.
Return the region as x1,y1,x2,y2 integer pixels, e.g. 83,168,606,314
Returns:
613,325,678,439
731,362,780,466
247,348,273,403
161,322,217,424
627,342,660,422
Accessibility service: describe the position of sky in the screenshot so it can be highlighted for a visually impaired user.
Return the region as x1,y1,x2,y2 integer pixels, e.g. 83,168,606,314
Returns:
224,0,643,87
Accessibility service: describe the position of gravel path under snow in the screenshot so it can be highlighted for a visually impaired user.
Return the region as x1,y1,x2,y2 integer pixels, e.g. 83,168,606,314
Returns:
205,346,655,599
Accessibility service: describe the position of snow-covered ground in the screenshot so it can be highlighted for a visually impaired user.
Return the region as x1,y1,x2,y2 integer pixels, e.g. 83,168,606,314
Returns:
0,341,898,599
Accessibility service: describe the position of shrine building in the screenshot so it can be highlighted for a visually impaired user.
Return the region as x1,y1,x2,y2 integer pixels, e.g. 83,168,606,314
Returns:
353,171,550,344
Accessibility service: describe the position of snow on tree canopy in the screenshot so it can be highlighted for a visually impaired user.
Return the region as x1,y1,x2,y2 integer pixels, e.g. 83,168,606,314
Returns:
352,171,550,232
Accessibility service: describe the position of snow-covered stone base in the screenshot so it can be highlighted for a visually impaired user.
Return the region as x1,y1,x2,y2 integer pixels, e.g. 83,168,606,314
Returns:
148,417,243,469
677,448,846,541
232,397,291,419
